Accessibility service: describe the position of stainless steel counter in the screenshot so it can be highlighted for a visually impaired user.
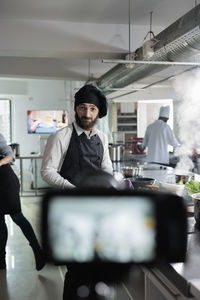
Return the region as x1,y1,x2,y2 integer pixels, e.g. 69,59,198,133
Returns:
141,209,200,300
113,161,176,183
113,160,200,299
15,155,50,196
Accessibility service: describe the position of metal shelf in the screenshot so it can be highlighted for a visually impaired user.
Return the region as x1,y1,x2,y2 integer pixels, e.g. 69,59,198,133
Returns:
118,123,137,126
117,111,138,143
117,114,137,118
117,130,137,133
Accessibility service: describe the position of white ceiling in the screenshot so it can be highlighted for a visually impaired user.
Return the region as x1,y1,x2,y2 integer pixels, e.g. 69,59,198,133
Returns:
0,0,198,85
0,0,194,25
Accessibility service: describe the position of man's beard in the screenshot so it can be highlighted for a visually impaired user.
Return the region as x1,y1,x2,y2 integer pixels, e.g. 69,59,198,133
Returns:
75,112,98,130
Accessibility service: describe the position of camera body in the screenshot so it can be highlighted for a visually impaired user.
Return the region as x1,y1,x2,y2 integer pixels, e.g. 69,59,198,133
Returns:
41,189,187,281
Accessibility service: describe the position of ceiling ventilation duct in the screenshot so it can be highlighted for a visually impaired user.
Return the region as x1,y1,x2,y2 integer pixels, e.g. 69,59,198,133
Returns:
96,4,200,93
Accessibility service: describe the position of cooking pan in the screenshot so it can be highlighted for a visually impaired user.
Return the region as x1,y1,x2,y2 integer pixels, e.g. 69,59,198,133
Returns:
130,177,155,190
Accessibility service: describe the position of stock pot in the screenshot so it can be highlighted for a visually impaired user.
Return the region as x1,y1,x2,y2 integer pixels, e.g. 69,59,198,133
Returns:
109,144,124,162
191,193,200,228
122,166,143,178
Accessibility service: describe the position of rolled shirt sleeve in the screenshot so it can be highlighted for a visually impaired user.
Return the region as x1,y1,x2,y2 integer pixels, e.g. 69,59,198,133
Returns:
41,126,75,189
0,134,15,158
98,131,113,175
166,125,179,148
142,126,150,149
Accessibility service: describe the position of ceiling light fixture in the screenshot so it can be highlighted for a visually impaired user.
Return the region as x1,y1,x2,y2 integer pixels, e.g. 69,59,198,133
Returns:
125,0,134,69
105,88,145,91
102,59,200,66
142,11,159,59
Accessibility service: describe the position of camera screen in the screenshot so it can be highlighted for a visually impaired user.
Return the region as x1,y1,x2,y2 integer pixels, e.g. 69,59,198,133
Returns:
46,195,156,264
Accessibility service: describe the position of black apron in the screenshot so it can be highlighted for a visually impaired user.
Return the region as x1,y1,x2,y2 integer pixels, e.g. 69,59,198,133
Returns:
59,124,104,187
0,161,21,215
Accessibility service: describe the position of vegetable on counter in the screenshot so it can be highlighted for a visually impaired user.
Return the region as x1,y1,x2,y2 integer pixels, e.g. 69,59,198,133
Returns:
185,180,200,195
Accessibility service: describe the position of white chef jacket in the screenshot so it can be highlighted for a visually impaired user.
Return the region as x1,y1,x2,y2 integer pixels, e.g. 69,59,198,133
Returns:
142,119,179,165
41,122,113,189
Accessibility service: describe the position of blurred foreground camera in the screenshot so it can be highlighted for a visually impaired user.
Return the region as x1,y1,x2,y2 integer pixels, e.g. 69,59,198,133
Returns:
41,189,187,282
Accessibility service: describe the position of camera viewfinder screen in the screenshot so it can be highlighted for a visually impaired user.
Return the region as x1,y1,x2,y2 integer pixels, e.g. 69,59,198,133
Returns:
47,196,156,263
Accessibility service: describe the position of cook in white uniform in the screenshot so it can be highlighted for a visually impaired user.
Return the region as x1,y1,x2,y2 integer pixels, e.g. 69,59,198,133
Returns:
141,105,179,165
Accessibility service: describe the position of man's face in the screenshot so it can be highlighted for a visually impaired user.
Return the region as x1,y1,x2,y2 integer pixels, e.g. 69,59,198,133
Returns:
75,103,99,130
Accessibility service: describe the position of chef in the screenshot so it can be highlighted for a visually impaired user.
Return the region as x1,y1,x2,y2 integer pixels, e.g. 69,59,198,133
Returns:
141,105,179,165
41,84,113,189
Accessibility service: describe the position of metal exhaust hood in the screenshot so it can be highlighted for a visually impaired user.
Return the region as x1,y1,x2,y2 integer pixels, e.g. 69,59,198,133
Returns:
96,4,200,93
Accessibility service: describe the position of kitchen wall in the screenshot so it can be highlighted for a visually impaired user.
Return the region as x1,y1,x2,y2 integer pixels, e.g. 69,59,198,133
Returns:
0,78,114,155
110,85,180,140
137,99,173,138
0,77,180,156
0,78,81,155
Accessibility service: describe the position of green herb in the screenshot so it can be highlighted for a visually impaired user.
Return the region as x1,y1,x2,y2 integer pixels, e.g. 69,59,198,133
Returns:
185,180,200,195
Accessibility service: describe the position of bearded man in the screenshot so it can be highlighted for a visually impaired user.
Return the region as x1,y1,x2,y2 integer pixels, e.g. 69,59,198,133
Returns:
41,84,113,189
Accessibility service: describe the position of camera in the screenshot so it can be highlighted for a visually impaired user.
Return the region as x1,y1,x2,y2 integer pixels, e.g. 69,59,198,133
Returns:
41,188,187,282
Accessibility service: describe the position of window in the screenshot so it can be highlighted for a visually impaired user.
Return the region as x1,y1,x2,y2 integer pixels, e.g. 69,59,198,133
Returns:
0,99,11,143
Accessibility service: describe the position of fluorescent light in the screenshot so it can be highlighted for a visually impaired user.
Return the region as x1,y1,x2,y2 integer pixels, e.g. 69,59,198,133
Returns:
102,59,200,66
106,88,145,91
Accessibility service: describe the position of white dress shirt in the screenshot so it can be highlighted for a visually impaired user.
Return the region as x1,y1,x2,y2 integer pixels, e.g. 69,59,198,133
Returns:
142,119,179,165
41,122,113,189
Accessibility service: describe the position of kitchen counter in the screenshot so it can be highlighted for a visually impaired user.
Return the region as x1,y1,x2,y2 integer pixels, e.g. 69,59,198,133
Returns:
140,216,200,300
113,161,180,183
112,161,200,299
117,211,200,300
14,155,50,196
113,160,200,192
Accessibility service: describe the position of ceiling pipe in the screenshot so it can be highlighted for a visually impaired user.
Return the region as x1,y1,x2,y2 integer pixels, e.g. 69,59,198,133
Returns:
107,66,196,101
96,3,200,94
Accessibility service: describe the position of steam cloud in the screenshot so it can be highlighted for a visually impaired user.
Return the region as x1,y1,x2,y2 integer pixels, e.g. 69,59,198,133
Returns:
173,70,200,174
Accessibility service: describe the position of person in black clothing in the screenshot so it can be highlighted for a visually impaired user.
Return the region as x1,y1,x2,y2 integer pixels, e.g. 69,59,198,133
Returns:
41,85,113,299
41,84,113,190
0,133,45,270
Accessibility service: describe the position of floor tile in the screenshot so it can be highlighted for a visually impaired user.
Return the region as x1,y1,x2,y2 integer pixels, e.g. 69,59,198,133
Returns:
0,196,66,300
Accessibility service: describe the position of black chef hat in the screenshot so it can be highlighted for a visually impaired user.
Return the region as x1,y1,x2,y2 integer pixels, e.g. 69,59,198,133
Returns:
74,84,107,118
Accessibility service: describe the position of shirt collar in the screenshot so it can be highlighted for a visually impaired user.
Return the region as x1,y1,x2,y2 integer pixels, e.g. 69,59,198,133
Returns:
73,121,98,137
